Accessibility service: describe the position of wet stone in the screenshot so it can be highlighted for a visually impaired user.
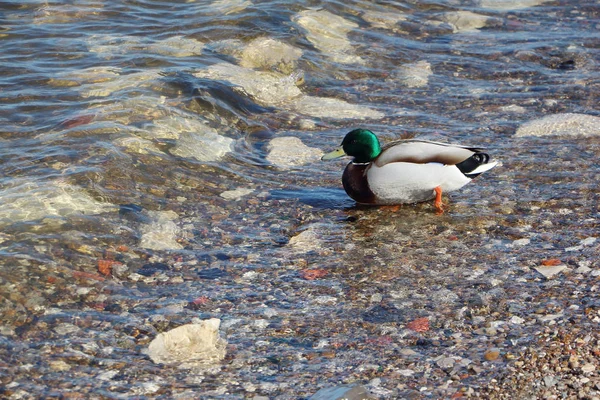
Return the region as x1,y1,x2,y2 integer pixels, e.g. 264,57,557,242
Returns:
138,262,170,277
363,304,405,323
266,137,323,169
310,385,375,400
197,268,229,280
515,113,600,137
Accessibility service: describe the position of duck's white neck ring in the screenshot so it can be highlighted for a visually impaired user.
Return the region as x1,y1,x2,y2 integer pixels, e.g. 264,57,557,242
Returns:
351,161,370,166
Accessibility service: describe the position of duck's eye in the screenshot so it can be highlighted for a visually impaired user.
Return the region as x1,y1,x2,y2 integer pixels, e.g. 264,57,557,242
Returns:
473,153,488,163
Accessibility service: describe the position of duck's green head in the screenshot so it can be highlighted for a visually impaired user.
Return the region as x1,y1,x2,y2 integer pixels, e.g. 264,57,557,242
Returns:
321,129,382,164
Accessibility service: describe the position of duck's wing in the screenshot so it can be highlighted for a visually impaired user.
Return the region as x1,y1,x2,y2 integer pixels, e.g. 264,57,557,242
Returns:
374,139,483,168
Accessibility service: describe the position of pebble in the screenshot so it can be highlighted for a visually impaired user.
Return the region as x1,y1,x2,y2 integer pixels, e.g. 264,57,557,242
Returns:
220,187,254,200
309,384,374,400
145,319,227,367
581,363,596,373
534,264,569,279
484,349,501,361
49,360,71,372
436,356,455,369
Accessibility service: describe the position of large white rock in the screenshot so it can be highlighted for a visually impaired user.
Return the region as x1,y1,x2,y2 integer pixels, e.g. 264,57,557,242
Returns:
194,62,303,105
240,37,303,74
293,9,365,65
515,113,600,137
396,60,433,88
193,62,382,119
292,96,384,119
0,179,116,225
169,123,234,162
146,319,227,367
266,137,323,169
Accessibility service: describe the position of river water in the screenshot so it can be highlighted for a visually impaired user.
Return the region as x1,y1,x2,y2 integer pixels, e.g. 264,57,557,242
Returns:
1,0,599,398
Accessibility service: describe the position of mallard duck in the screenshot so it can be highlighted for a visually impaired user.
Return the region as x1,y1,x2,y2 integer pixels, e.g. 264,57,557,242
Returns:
321,129,498,212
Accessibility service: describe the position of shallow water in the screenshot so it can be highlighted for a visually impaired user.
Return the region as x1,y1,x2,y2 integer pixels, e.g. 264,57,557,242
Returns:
1,0,599,398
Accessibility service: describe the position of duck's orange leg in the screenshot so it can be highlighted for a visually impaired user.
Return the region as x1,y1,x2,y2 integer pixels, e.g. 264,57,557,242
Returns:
433,186,445,214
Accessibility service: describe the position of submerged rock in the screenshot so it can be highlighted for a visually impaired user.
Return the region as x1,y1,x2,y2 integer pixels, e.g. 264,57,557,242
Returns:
220,187,254,200
292,96,384,119
47,66,121,87
475,0,552,10
266,137,323,169
193,62,382,119
146,36,205,57
169,123,234,162
139,210,183,250
209,0,252,15
240,37,303,74
194,62,303,105
396,60,433,88
515,113,600,137
79,70,161,98
87,34,204,58
310,384,375,400
440,11,489,33
287,224,325,252
534,264,569,279
0,179,116,225
293,9,364,65
362,10,407,30
145,319,227,367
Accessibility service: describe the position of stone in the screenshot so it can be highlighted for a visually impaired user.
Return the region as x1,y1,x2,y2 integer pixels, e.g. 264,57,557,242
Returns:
475,0,552,10
436,357,455,369
543,375,557,387
509,316,525,324
193,62,382,119
169,123,234,162
220,188,254,200
79,70,160,98
194,62,302,105
49,360,71,372
396,61,432,88
440,11,489,33
0,179,116,225
293,10,364,65
240,37,302,74
210,0,252,15
292,96,384,119
581,363,596,373
362,10,407,30
515,113,600,137
145,319,227,367
484,348,500,361
146,36,204,57
266,137,323,169
309,384,375,400
139,210,184,250
534,264,568,279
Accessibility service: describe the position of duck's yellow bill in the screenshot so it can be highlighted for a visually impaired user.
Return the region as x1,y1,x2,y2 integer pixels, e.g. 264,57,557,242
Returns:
321,147,346,160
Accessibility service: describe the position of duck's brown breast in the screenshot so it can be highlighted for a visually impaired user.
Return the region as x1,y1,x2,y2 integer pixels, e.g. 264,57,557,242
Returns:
342,163,376,204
